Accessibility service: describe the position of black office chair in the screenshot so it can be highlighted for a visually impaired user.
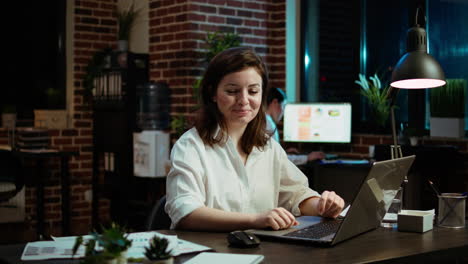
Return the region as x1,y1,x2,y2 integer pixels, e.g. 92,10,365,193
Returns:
0,152,24,204
145,195,172,230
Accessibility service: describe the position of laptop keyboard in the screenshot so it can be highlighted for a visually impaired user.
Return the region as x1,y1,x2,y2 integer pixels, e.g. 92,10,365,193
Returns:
284,220,342,239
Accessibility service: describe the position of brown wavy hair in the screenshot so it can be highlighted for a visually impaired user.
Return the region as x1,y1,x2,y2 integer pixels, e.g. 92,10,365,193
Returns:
195,47,270,154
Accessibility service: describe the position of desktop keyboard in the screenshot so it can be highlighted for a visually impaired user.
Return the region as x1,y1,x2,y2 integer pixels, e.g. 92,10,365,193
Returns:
284,220,342,239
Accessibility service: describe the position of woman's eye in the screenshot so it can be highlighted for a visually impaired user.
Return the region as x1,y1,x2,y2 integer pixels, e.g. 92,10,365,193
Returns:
227,90,238,94
249,90,259,94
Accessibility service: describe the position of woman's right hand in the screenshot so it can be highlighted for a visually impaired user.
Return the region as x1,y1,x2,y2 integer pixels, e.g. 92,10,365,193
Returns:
252,207,299,230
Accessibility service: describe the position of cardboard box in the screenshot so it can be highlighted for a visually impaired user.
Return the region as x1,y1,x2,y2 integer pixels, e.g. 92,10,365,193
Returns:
34,110,68,129
398,210,435,233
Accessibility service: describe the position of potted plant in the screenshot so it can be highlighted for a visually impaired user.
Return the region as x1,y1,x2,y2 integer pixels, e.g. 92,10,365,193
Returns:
143,235,174,264
430,78,466,138
73,223,132,264
355,73,392,132
116,1,140,51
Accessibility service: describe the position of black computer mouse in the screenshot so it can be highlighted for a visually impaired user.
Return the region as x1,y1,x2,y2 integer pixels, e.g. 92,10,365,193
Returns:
227,230,261,248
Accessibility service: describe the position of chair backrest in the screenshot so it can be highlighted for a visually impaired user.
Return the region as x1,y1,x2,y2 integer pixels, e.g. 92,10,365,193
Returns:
145,195,171,230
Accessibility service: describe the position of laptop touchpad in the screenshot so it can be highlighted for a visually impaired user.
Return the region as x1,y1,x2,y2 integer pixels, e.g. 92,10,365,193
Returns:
247,216,322,236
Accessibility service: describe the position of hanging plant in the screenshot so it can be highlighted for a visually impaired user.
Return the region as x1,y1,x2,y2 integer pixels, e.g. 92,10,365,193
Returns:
204,31,242,63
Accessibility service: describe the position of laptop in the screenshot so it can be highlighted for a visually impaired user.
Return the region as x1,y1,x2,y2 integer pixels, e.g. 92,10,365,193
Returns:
248,155,415,246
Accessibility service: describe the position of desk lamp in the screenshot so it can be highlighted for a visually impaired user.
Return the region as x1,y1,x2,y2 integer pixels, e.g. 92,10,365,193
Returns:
386,7,445,213
388,7,445,161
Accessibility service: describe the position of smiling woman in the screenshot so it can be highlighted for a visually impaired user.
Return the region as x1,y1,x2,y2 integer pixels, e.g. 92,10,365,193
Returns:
195,47,270,154
165,47,345,232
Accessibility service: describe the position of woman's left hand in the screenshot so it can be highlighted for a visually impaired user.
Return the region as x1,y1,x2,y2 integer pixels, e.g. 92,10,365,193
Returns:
316,191,345,218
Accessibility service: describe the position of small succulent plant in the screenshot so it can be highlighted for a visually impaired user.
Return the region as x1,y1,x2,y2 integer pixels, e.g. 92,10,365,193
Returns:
72,222,132,263
144,236,173,261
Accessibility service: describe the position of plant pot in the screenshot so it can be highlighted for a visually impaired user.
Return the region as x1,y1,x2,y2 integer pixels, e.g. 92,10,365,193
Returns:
107,251,128,264
409,137,418,146
430,117,465,138
144,257,174,264
118,40,129,52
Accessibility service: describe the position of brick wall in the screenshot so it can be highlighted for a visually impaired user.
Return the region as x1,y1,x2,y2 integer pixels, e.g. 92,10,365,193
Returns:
148,0,286,121
2,0,468,243
0,0,116,243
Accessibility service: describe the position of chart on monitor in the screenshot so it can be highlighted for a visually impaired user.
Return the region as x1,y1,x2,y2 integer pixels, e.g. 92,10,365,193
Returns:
283,103,352,143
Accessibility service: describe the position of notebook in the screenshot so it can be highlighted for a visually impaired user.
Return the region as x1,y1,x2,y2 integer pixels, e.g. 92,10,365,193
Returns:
185,252,264,264
248,155,415,246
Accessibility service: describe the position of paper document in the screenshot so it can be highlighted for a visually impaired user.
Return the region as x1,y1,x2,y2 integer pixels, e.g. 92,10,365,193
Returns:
339,205,350,217
21,240,84,261
22,231,211,261
185,252,264,264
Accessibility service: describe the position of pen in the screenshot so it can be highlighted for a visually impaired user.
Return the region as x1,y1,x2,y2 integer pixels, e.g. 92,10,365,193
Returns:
428,180,441,196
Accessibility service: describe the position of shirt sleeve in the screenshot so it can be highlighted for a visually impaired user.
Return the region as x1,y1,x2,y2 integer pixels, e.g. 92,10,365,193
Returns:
287,154,308,165
165,134,206,229
276,146,320,216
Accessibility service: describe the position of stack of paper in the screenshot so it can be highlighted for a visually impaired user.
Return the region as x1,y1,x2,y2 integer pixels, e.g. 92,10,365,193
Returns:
21,231,211,261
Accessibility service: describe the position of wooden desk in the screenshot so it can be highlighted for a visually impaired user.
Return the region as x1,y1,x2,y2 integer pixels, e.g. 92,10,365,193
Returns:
169,225,468,264
0,148,78,238
2,225,467,263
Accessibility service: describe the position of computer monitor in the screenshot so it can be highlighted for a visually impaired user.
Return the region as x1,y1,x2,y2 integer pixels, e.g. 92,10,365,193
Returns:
283,102,352,143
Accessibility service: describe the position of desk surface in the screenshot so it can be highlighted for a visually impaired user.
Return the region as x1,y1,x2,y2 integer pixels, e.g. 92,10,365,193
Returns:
2,225,467,264
170,226,468,263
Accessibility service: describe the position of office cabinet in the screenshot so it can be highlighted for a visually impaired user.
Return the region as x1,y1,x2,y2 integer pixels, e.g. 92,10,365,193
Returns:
92,52,149,229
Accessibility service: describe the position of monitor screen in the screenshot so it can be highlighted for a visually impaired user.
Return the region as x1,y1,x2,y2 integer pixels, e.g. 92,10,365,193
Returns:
283,103,352,143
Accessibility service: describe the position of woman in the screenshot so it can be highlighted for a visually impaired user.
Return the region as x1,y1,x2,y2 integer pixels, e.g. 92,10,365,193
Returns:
165,47,344,231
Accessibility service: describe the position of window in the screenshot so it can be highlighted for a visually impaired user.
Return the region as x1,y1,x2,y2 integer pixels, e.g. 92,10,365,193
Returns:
2,0,66,119
297,0,467,134
426,0,468,130
298,0,362,131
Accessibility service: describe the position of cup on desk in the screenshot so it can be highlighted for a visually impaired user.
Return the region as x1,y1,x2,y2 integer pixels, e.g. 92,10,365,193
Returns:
437,193,466,228
382,187,403,228
388,187,403,215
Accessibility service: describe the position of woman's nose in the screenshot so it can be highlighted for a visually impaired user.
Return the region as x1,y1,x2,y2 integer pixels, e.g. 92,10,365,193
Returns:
237,91,248,105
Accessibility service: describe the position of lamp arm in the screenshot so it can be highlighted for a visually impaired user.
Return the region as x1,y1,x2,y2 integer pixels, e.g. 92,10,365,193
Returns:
386,86,400,107
415,7,419,26
387,85,403,159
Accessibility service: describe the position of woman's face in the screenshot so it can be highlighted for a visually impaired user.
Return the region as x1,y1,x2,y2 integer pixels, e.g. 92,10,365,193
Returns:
213,67,263,130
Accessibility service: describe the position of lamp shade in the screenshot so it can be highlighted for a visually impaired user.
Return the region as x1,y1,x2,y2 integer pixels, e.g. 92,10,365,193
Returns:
390,24,445,89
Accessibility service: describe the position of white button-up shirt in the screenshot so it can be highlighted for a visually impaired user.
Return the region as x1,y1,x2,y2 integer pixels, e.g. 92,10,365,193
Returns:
165,127,319,229
266,114,308,165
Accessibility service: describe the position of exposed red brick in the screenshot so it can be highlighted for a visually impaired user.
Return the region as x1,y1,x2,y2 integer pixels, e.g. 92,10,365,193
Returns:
53,138,73,145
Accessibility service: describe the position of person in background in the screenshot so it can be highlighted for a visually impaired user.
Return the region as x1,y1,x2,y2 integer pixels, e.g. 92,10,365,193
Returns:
165,47,344,232
266,87,325,165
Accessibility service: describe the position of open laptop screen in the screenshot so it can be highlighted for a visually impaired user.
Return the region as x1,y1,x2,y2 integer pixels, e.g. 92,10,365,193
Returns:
283,103,352,143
